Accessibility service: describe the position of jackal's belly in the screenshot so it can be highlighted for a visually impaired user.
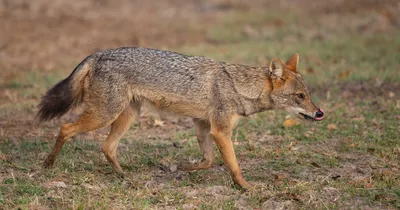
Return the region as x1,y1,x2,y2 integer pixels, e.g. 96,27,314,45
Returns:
152,101,208,119
133,86,209,119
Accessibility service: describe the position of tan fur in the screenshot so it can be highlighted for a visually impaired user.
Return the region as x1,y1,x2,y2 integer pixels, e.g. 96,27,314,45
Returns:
209,114,250,188
70,58,93,104
39,47,323,189
44,111,118,167
178,119,214,171
102,103,140,175
285,53,299,72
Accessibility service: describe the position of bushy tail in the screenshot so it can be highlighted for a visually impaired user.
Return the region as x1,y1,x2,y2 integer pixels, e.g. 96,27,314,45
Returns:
37,57,94,122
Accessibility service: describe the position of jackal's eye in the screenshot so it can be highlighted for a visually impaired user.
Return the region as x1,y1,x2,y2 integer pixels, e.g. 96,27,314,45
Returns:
296,93,305,99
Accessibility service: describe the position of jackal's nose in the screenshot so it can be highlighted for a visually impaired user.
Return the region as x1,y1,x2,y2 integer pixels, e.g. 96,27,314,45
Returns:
315,108,324,121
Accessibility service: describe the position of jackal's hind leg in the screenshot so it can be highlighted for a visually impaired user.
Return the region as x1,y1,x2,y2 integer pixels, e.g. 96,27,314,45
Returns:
179,119,214,171
44,112,115,168
101,102,140,176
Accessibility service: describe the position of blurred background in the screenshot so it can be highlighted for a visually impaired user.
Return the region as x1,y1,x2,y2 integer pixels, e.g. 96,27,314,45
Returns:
0,0,399,209
1,0,399,73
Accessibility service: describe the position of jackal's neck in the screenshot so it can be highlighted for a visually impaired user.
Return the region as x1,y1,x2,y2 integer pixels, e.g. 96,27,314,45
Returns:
236,97,274,116
219,62,274,116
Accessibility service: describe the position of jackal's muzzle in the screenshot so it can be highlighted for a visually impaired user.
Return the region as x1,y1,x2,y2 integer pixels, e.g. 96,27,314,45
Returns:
299,108,325,121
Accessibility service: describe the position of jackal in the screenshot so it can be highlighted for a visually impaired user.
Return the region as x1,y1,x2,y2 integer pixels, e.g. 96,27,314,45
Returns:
38,47,324,189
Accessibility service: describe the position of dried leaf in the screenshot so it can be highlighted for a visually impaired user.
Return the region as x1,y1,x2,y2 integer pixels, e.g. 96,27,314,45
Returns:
338,70,350,79
283,119,300,128
275,173,286,180
154,119,165,127
364,183,373,188
327,124,338,130
348,143,356,148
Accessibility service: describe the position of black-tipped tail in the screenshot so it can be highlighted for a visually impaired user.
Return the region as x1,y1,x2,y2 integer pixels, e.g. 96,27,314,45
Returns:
37,56,93,122
37,77,74,122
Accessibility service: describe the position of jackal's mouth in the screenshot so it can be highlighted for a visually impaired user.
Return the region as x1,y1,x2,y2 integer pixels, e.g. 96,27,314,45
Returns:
299,113,316,121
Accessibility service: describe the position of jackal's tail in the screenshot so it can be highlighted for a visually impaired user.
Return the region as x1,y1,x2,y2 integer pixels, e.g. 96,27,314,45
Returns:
37,56,94,122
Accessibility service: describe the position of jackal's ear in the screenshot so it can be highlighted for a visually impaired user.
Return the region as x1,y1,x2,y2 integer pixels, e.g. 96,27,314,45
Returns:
269,58,284,79
285,53,299,72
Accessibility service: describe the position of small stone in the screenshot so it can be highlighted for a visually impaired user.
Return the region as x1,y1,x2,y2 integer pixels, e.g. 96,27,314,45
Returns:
82,183,101,191
45,181,67,189
169,164,178,172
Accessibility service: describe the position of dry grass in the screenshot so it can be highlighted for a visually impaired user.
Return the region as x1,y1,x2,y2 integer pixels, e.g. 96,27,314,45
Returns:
1,0,399,209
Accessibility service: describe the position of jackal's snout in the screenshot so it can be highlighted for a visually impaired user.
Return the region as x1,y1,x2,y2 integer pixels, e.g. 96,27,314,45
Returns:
315,108,324,121
298,107,325,121
302,108,324,121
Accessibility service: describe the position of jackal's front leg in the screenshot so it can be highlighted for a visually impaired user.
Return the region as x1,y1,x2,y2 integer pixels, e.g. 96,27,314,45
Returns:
178,119,214,171
210,114,250,189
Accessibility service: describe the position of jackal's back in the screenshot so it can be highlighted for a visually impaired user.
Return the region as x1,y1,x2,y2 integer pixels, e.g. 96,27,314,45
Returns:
95,47,217,93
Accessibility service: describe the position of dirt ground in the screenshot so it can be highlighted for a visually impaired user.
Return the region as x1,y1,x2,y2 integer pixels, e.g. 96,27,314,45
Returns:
0,0,399,209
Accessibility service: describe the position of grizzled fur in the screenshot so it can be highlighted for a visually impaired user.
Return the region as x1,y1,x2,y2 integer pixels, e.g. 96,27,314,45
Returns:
39,47,274,122
38,47,323,189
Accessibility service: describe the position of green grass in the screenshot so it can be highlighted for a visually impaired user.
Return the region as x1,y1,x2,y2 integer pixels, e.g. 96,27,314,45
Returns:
1,5,400,210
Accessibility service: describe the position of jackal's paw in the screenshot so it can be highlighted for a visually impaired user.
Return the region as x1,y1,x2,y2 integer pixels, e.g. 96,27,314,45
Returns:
114,170,126,178
178,160,213,171
43,156,55,168
233,177,252,191
177,161,196,171
240,182,254,191
233,181,252,191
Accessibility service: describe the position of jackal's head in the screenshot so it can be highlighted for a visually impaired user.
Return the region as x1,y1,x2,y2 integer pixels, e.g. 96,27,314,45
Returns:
268,53,324,121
